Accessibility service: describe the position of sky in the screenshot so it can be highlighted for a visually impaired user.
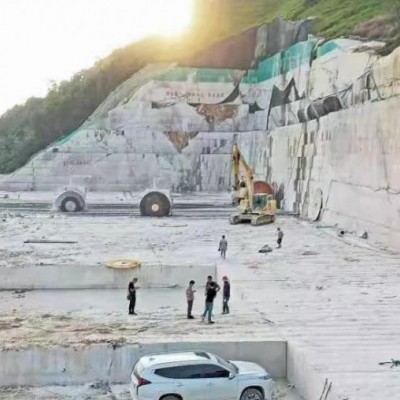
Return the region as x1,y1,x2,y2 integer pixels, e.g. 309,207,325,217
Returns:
0,0,194,115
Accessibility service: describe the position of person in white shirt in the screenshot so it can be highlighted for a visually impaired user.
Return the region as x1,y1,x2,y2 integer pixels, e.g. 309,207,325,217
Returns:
186,280,196,319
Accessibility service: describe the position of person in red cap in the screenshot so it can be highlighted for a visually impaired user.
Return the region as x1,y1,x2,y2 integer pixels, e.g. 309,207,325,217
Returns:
222,276,231,314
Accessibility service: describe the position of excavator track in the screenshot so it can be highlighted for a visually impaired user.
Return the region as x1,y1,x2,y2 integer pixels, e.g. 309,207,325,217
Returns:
251,213,276,226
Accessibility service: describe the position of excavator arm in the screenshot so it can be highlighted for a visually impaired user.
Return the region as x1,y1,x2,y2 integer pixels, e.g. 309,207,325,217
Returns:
232,144,254,210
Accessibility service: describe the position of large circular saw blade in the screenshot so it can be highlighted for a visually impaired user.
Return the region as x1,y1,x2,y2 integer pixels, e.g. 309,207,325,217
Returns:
308,188,323,221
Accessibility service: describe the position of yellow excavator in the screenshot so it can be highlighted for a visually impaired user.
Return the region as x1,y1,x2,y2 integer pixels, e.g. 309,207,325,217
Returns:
229,144,277,226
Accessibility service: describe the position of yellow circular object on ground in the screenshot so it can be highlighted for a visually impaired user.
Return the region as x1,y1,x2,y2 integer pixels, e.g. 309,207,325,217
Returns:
106,259,141,269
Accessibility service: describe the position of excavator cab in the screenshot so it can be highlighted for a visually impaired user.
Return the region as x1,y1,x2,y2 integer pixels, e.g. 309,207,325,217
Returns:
253,193,271,210
254,193,277,214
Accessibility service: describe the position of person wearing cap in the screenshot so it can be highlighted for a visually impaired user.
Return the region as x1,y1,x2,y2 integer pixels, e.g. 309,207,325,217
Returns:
222,276,231,314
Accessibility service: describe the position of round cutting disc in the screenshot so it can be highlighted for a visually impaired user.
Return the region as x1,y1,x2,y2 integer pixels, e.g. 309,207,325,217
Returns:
308,188,323,222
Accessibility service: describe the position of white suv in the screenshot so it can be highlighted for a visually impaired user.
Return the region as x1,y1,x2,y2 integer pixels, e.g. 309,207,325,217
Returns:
130,351,275,400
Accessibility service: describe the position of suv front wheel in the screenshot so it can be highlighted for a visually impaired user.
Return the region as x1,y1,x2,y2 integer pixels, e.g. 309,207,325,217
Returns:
160,396,180,400
240,387,264,400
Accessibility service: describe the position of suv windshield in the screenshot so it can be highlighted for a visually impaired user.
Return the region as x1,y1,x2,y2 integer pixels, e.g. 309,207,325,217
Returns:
214,354,237,373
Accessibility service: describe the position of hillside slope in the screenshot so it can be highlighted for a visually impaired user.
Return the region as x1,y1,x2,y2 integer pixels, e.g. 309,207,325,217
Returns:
193,0,391,44
0,0,393,174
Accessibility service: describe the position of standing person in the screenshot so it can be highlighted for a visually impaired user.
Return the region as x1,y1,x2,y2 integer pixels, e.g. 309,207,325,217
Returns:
218,235,228,259
202,282,217,324
277,227,284,248
186,280,196,319
222,276,231,314
128,277,138,315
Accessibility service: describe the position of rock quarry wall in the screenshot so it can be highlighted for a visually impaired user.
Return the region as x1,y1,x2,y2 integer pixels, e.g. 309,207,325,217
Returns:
236,43,400,250
0,24,330,193
237,97,400,250
1,22,400,249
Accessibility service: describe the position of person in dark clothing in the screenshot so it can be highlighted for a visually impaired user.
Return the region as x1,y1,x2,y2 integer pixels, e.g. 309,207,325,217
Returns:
202,282,217,324
222,276,231,314
186,280,196,319
277,227,284,248
128,277,138,315
205,275,221,293
204,276,220,321
218,235,228,259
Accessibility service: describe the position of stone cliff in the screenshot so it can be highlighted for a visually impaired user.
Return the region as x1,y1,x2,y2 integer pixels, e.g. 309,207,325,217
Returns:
1,20,399,249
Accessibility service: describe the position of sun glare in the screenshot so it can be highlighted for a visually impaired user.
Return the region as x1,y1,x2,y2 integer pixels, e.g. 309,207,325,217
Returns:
0,0,195,114
146,0,194,37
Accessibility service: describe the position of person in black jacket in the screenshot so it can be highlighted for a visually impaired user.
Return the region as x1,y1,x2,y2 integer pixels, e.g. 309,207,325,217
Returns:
277,227,284,248
205,275,220,293
222,276,231,314
202,282,217,324
128,277,138,315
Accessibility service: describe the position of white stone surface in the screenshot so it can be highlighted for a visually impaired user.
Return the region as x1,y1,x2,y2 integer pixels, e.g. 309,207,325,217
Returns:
0,214,399,399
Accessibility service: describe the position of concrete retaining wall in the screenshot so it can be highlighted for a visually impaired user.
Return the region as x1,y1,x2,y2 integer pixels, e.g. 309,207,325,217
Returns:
287,343,344,400
0,341,287,387
0,263,216,290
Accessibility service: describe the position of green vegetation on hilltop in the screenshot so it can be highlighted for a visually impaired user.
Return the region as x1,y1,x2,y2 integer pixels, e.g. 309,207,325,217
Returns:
192,0,392,47
0,0,394,174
